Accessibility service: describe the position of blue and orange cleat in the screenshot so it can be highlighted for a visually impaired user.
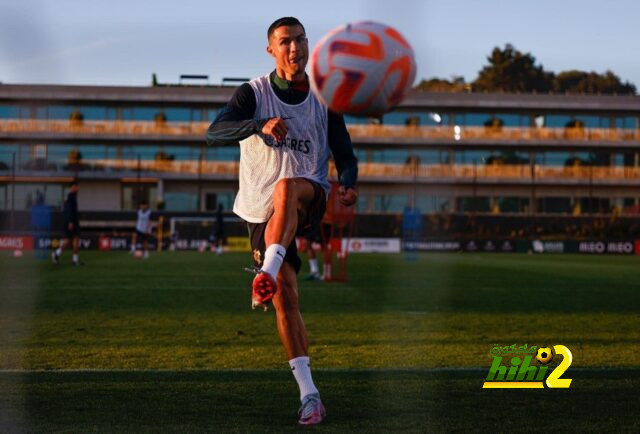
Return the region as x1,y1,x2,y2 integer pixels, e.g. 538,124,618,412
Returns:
298,393,325,426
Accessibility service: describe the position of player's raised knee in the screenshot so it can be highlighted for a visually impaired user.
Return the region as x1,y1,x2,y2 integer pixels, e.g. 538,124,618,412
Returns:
273,178,298,203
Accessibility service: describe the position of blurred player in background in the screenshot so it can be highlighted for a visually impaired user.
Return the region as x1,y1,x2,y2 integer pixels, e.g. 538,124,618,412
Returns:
130,200,153,259
52,181,82,266
206,16,357,425
209,203,225,255
303,226,322,281
303,205,333,281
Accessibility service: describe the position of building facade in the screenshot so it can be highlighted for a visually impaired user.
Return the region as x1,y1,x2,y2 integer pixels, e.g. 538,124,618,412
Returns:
1,83,639,218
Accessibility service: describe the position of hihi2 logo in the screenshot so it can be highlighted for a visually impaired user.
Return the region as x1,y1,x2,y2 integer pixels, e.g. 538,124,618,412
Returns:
483,344,573,389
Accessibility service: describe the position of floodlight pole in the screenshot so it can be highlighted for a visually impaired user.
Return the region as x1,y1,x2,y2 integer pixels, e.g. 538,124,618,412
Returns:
10,152,15,231
137,154,141,207
197,151,203,211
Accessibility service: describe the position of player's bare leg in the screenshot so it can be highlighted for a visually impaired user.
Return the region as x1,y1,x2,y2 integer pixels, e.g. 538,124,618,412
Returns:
52,238,68,264
273,261,325,425
251,178,315,309
71,236,81,265
272,262,307,359
322,244,332,281
249,177,325,424
130,232,138,254
266,177,315,248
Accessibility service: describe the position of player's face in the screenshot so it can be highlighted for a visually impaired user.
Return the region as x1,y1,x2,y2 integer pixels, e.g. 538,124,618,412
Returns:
267,25,308,81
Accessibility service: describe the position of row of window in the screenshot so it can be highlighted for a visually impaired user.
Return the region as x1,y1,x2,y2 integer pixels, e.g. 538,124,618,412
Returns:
0,145,638,169
0,183,235,213
1,183,638,215
1,104,638,129
0,105,219,123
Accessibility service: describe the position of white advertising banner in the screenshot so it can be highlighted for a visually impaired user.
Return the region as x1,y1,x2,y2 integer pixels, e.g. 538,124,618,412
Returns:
341,238,401,253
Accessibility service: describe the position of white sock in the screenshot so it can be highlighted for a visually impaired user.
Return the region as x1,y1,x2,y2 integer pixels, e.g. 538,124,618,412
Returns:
261,244,286,277
323,263,332,280
55,247,62,256
289,356,319,401
72,253,79,263
309,258,319,274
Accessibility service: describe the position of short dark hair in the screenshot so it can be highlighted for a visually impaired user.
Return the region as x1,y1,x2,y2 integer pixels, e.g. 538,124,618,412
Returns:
267,17,305,41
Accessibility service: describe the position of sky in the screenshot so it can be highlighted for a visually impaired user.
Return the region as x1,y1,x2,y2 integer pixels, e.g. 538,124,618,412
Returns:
1,0,639,88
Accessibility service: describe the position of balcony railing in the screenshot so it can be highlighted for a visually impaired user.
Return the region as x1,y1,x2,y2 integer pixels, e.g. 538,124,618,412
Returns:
1,119,639,143
3,157,639,183
0,119,209,137
344,163,640,181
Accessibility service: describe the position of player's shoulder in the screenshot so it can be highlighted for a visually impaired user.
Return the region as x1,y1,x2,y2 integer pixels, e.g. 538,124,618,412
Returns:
227,82,258,113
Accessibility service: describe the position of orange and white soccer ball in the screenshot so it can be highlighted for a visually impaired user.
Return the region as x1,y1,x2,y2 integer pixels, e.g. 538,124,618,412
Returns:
310,21,416,117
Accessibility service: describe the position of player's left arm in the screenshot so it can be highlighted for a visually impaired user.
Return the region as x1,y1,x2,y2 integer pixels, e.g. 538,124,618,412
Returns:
328,110,358,206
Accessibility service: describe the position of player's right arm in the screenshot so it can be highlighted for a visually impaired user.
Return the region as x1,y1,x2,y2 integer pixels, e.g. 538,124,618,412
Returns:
206,84,286,145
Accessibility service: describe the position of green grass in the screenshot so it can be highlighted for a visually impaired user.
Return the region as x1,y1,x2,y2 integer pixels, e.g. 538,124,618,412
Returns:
1,251,639,432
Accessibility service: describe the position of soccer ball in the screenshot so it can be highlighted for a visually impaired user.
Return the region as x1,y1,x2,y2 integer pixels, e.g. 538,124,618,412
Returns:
309,21,416,117
536,347,553,364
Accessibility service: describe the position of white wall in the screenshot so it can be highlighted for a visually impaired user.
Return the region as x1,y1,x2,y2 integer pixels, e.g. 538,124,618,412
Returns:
78,181,120,211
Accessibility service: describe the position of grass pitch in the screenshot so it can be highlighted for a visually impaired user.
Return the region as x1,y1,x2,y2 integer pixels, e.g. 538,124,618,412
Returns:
1,251,639,432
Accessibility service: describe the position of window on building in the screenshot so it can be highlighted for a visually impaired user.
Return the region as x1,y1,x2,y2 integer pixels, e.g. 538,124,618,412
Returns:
374,194,408,212
497,197,530,213
0,145,18,169
457,197,490,213
1,183,66,210
164,108,191,122
416,196,450,213
204,191,234,211
163,192,197,211
122,184,158,211
355,194,369,213
0,104,19,119
206,147,240,161
545,115,572,128
537,197,571,214
454,150,494,164
0,184,6,209
414,150,449,165
207,109,220,122
579,197,611,214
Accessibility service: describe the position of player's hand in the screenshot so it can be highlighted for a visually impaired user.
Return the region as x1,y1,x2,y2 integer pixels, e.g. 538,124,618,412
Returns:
261,117,288,142
338,186,358,207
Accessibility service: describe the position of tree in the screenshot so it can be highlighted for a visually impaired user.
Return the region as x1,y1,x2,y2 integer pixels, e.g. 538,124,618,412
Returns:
414,43,637,94
554,70,636,94
414,76,466,92
472,44,553,92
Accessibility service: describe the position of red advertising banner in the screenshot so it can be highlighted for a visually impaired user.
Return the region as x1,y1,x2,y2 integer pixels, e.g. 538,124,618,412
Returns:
98,236,111,251
0,235,34,251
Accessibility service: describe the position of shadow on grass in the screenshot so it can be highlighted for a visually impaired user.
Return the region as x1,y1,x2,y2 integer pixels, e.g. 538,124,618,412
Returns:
1,369,638,433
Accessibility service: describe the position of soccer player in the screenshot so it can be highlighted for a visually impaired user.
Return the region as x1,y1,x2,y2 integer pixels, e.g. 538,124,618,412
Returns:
51,181,82,266
206,16,358,425
130,200,153,259
303,225,322,281
210,203,225,255
303,206,332,281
